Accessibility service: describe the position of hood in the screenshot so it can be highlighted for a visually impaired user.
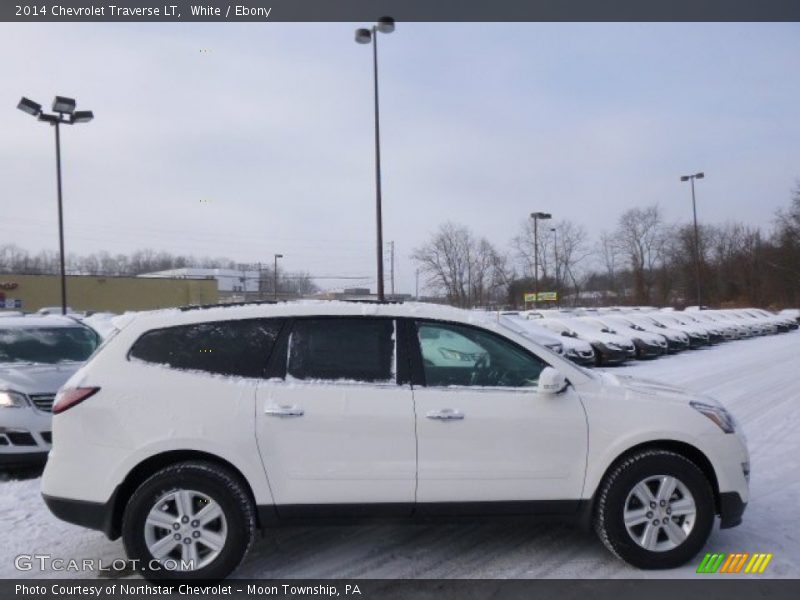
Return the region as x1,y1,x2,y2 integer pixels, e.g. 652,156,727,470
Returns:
559,336,593,352
601,372,720,407
0,362,82,395
586,330,633,346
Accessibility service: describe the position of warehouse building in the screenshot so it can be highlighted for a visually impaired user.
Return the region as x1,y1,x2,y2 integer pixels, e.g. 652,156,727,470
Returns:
0,273,218,313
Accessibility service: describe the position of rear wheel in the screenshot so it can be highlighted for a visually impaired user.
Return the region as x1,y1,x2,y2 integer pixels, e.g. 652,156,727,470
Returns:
122,461,256,581
594,449,715,569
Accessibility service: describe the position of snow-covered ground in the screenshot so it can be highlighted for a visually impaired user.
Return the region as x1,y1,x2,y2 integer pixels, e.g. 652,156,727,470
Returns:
1,331,798,579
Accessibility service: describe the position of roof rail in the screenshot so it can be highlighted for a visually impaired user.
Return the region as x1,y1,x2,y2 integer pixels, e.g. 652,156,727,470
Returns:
179,300,279,312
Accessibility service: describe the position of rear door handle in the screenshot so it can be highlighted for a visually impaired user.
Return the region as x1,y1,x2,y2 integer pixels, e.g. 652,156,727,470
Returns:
265,404,305,417
426,408,464,421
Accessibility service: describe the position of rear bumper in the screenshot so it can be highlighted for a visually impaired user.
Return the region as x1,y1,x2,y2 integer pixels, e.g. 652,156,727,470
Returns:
719,491,747,529
43,491,119,540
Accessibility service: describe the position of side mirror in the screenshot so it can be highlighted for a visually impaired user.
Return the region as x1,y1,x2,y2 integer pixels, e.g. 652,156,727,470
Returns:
538,367,568,395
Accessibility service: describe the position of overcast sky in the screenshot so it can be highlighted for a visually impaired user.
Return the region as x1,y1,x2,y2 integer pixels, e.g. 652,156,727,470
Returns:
2,22,799,294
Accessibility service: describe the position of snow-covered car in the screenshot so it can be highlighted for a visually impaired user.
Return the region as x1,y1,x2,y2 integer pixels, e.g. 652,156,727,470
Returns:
684,310,749,339
718,309,775,336
779,308,799,324
42,301,749,579
746,308,797,332
0,315,100,468
538,317,635,365
498,313,594,366
659,312,725,344
603,312,689,354
643,313,710,347
496,312,565,353
578,316,667,359
678,312,739,341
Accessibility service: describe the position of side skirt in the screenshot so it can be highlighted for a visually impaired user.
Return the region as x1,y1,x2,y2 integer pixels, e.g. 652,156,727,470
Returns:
258,500,592,528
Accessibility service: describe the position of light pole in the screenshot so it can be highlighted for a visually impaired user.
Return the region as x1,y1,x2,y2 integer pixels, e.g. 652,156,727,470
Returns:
17,96,94,316
273,254,283,301
680,172,704,306
550,226,559,303
530,212,552,307
355,16,395,302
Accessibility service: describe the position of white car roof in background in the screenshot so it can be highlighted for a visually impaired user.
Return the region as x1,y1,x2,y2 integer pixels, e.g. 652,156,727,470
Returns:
0,315,87,329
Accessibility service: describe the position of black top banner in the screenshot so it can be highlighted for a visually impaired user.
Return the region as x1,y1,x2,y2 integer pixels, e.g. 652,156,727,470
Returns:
3,0,800,22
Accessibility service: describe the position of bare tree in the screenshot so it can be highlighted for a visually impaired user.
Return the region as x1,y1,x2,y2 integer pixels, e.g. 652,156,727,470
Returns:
614,205,669,304
412,222,508,307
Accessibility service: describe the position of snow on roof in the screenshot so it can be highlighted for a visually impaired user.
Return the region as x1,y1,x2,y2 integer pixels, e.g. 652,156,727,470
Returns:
122,300,501,331
0,315,86,329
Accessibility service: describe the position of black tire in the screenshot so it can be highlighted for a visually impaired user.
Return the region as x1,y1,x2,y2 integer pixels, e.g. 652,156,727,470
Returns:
122,460,256,581
594,449,715,569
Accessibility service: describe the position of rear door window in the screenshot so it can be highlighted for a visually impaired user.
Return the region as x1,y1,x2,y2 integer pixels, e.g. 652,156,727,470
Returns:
287,318,395,383
129,319,284,378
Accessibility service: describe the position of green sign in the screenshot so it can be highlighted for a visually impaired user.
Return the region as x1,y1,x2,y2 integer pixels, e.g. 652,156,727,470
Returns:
524,292,557,303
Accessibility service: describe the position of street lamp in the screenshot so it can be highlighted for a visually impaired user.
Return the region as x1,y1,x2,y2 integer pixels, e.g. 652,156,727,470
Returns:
550,226,559,302
680,172,705,306
355,16,395,302
273,254,283,301
17,95,94,316
530,212,552,307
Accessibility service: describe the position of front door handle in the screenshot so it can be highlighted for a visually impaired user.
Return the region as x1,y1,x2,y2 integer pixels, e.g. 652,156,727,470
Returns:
265,404,305,417
426,408,464,421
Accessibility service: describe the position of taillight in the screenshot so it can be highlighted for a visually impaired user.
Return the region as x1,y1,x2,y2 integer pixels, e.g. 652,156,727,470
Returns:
53,387,100,415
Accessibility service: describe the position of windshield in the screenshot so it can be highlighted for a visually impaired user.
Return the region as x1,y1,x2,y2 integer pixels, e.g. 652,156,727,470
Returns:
0,327,99,364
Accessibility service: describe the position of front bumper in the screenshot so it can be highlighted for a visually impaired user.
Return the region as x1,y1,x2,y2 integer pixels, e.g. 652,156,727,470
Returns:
719,491,747,529
594,346,629,365
666,338,689,353
566,351,596,367
633,340,665,359
0,451,48,468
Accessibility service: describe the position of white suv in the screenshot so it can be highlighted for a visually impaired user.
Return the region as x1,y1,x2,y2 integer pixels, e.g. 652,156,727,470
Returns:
42,301,749,580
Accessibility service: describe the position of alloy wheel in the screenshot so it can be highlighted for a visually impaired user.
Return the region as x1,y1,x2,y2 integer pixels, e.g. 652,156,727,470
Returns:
143,489,228,570
623,475,696,552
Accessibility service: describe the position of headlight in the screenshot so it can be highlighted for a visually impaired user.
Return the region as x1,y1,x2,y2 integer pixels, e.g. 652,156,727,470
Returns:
690,401,736,433
0,390,28,409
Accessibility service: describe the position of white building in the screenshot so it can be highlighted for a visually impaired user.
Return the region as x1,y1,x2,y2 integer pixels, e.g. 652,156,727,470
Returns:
138,268,261,294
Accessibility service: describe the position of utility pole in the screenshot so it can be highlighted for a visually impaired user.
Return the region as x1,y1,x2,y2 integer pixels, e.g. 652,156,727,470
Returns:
415,268,419,300
389,240,395,297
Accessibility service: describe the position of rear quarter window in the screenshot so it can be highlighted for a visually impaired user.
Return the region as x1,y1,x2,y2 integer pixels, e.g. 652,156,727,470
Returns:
129,318,283,378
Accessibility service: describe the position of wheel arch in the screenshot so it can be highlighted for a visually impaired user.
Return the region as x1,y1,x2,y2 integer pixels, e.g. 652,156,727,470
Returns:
107,449,259,540
581,439,721,529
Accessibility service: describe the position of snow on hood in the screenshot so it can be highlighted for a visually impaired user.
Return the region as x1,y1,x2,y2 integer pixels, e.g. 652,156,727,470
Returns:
600,372,721,407
0,362,82,395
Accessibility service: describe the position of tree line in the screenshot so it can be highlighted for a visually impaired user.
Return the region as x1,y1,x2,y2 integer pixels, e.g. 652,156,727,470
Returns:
412,183,800,309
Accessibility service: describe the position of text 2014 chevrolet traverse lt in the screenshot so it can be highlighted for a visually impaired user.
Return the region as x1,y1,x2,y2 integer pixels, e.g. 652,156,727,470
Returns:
42,302,749,580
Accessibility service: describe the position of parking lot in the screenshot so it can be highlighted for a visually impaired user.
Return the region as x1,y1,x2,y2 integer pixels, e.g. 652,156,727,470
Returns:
1,330,798,579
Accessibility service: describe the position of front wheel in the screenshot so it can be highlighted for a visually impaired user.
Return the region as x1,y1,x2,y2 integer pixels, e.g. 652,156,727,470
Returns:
594,449,715,569
122,461,256,581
